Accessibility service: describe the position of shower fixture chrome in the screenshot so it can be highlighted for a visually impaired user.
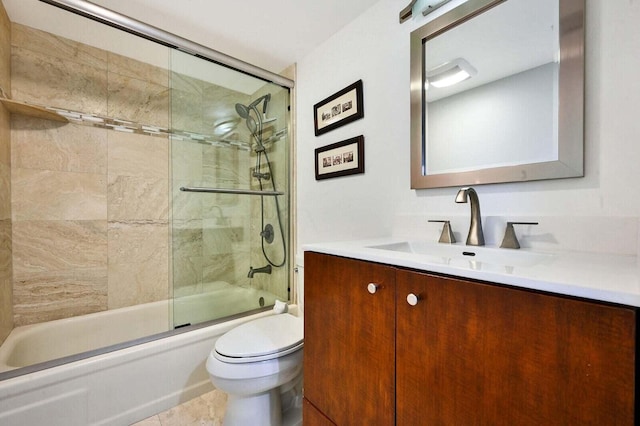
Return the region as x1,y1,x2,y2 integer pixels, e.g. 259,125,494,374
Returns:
39,0,294,89
234,103,251,119
247,264,272,278
180,186,283,196
235,94,271,118
261,224,275,244
235,93,276,142
235,92,287,270
252,170,271,181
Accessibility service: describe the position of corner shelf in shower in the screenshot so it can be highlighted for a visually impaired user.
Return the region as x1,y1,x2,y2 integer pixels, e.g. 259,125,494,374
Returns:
180,186,284,196
0,98,68,123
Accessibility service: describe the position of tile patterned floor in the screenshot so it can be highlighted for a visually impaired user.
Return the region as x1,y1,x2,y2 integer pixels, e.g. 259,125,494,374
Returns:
131,389,227,426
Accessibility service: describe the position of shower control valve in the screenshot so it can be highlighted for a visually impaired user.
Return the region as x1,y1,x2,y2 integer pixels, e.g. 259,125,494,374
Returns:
261,224,275,244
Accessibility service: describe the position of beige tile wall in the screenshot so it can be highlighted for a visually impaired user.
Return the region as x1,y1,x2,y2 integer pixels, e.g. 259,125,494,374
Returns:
10,23,169,325
169,65,291,304
7,23,290,328
0,1,12,344
170,68,254,298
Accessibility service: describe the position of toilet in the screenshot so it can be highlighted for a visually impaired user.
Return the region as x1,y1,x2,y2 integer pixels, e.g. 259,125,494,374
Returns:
206,312,304,426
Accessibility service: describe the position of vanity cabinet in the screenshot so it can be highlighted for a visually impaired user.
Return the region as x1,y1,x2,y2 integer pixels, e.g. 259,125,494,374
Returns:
303,252,395,425
304,252,637,425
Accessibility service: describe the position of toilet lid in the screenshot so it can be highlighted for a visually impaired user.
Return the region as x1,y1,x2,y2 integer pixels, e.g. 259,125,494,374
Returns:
214,314,303,363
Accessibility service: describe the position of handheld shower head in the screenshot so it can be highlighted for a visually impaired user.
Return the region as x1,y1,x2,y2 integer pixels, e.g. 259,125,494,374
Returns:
235,94,277,139
249,93,271,113
236,94,273,120
245,115,258,134
255,94,277,124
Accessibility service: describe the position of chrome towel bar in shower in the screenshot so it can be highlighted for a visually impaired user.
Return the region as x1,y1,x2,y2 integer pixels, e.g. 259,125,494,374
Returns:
180,187,283,196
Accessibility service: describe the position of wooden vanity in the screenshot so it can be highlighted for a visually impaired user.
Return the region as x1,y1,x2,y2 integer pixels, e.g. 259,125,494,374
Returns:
303,251,637,425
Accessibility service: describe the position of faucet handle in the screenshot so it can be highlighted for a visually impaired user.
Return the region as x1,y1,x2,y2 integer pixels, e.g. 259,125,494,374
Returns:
428,220,456,244
500,221,538,249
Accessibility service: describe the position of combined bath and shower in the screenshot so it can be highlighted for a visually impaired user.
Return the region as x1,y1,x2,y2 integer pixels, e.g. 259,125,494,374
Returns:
235,94,287,277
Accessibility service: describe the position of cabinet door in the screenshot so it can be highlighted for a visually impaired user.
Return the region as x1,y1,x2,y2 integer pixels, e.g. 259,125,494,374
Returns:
304,252,395,425
303,398,336,426
396,269,636,425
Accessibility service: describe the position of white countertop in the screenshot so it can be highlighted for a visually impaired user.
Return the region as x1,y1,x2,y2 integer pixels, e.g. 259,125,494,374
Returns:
303,238,640,307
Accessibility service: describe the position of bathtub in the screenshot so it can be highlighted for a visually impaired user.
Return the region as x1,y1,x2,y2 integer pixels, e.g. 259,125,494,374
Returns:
0,284,294,425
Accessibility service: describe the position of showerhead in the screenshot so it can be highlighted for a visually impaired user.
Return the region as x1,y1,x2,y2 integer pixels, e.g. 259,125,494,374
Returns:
235,102,260,135
245,115,258,134
236,94,272,119
235,103,250,119
236,93,276,140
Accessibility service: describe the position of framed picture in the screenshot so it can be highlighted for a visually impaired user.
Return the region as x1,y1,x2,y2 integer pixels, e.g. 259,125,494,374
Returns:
315,136,365,180
313,80,364,136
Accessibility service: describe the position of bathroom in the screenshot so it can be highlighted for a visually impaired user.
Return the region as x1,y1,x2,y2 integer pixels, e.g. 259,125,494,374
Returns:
1,0,640,424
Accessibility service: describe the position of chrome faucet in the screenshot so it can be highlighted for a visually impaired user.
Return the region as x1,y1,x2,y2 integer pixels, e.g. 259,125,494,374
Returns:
248,264,272,278
455,187,485,246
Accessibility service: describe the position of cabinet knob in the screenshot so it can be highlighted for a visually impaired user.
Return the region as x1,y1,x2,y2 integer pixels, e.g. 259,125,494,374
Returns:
367,283,380,294
406,293,420,306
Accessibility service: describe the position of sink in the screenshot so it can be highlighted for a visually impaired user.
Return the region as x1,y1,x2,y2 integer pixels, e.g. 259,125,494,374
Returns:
367,241,552,268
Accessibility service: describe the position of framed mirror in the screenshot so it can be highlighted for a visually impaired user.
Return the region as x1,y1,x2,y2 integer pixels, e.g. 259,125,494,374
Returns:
410,0,584,189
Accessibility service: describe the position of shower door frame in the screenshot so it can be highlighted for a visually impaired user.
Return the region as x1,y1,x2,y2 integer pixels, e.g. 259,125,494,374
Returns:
39,0,298,309
39,0,294,89
0,0,298,380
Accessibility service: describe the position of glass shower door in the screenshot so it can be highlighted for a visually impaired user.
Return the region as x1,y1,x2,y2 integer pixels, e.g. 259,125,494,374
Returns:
169,50,290,328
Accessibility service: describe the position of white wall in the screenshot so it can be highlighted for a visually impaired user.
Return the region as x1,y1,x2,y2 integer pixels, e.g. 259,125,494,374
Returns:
296,0,640,254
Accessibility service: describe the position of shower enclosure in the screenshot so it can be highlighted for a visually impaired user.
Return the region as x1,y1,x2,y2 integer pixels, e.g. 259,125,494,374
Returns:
0,0,293,377
170,50,291,328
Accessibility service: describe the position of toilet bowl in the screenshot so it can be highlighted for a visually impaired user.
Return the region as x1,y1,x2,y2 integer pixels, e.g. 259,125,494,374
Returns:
206,312,304,426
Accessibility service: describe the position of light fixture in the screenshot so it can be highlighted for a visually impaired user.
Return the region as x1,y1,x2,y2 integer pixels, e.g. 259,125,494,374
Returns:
421,0,453,17
399,0,457,23
426,57,477,88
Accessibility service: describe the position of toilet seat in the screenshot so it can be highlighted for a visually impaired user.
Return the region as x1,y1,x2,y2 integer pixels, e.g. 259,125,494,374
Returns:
214,314,303,364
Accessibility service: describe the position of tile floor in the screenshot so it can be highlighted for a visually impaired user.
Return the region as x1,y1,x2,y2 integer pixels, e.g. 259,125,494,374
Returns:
131,389,227,426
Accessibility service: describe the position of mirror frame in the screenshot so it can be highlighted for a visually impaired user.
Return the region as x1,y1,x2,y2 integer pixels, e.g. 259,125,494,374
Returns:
410,0,585,189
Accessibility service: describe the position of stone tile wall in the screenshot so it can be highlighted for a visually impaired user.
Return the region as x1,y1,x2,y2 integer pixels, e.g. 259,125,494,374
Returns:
7,23,290,328
170,68,254,299
10,23,169,325
0,2,12,344
169,64,290,304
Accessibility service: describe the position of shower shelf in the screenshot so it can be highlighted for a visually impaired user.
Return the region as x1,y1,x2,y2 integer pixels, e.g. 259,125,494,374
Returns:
180,186,284,196
0,97,68,123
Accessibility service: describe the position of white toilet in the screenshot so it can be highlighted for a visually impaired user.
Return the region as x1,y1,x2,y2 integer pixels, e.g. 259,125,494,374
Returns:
206,312,304,426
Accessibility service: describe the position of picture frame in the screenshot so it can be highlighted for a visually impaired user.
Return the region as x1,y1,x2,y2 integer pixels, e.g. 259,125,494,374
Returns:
315,136,365,180
313,80,364,136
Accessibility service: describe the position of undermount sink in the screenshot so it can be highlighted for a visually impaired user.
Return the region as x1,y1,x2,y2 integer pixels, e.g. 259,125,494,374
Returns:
367,241,552,269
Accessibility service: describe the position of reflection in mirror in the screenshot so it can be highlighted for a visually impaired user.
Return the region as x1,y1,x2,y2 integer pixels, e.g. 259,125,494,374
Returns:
410,0,584,189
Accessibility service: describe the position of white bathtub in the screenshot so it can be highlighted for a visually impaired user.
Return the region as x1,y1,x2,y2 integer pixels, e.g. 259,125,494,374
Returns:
0,284,293,425
0,301,170,371
0,282,276,371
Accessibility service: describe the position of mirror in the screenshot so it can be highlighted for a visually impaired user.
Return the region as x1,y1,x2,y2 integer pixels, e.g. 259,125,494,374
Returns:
410,0,584,189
